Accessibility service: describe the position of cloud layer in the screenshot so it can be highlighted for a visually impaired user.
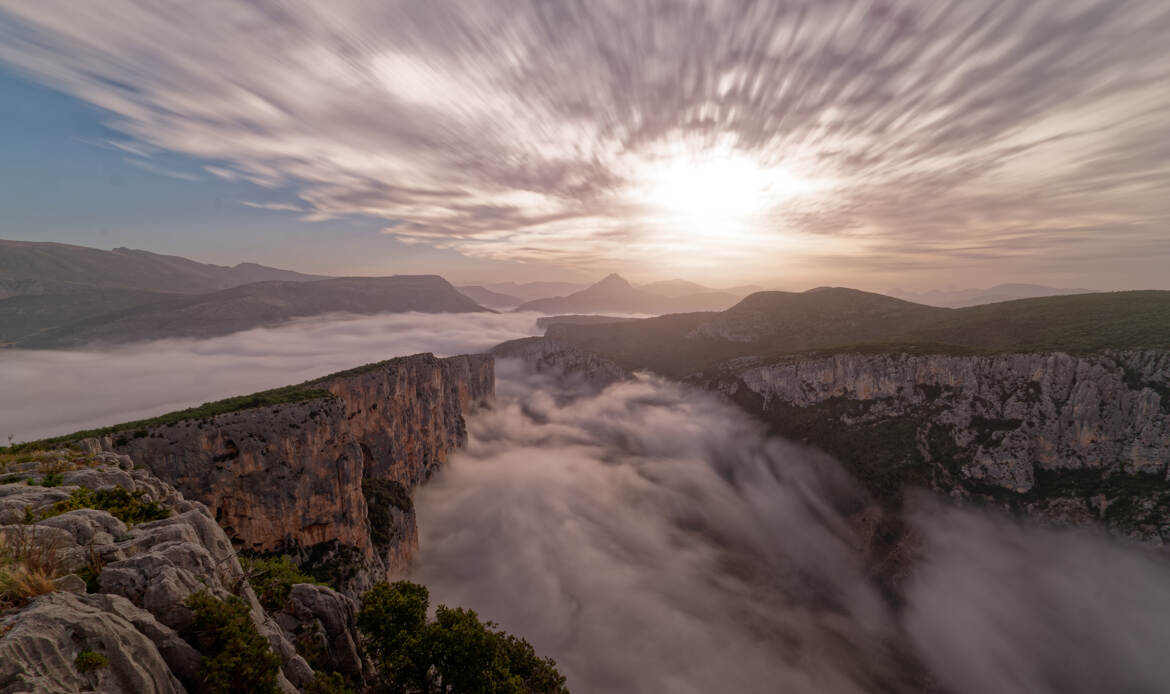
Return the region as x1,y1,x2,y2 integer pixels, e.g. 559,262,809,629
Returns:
0,311,540,441
414,358,1170,693
1,1,1168,285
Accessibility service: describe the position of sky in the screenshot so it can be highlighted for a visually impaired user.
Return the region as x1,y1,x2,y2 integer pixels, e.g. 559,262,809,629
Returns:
0,0,1168,290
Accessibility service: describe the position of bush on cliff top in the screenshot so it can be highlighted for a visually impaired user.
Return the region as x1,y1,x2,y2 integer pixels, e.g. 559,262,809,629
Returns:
358,580,569,694
240,554,323,610
41,486,170,525
185,590,282,694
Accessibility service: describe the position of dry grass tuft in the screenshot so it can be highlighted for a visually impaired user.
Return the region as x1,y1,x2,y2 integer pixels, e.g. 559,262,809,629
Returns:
0,526,66,609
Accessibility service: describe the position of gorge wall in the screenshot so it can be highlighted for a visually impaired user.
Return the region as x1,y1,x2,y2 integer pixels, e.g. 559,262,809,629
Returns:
112,353,494,592
695,349,1170,542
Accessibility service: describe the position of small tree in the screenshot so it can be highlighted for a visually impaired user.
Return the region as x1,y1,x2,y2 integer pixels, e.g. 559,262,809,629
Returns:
185,590,282,694
358,581,432,693
358,581,568,694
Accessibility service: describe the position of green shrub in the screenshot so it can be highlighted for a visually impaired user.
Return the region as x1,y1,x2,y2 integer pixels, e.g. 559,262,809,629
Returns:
184,590,281,694
304,671,356,694
74,650,109,672
25,472,64,487
42,487,170,525
358,580,430,693
358,581,569,694
363,479,413,550
240,555,322,610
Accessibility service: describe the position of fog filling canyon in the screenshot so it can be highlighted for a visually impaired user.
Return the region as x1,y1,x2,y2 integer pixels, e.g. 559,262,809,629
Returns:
5,313,1170,693
415,360,1170,694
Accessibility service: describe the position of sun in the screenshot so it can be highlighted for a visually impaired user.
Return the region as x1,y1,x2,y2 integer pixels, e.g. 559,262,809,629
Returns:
641,150,815,223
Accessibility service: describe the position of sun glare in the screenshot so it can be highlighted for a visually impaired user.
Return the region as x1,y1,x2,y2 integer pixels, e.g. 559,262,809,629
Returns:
642,151,817,223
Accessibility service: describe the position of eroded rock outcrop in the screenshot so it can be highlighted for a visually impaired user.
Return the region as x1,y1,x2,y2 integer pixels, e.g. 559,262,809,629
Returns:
0,591,187,694
0,453,325,693
115,353,493,592
699,349,1170,540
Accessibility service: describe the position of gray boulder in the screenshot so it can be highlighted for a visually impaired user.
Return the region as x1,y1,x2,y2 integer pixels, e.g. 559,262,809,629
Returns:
0,592,186,694
277,583,371,682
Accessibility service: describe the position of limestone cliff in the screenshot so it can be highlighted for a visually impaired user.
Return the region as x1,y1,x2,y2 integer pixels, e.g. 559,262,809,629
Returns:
696,349,1170,541
113,353,494,592
492,337,632,388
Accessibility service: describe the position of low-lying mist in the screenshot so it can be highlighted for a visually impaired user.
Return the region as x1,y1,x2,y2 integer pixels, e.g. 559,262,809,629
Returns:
413,359,1170,694
0,312,541,441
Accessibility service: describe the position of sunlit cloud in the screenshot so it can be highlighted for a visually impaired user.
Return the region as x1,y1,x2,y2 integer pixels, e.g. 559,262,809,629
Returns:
1,0,1168,283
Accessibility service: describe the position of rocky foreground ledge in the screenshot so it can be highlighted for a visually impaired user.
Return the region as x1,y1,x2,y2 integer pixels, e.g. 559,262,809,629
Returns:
0,448,354,693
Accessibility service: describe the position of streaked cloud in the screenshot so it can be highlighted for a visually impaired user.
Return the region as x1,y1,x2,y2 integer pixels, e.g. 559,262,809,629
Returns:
123,157,202,182
239,200,304,213
1,1,1168,284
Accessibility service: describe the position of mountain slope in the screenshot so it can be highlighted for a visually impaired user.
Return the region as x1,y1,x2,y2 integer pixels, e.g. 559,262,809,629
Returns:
639,279,762,298
17,275,490,347
479,280,588,302
0,239,326,297
543,288,1170,376
516,273,742,315
887,283,1098,308
0,288,173,345
456,285,523,308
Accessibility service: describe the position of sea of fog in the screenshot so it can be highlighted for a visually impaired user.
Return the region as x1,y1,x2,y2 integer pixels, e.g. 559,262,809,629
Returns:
0,311,544,442
4,312,1170,693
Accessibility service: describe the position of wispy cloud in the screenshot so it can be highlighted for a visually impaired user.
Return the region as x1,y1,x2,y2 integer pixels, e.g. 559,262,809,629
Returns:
239,200,304,213
1,1,1168,283
124,157,202,181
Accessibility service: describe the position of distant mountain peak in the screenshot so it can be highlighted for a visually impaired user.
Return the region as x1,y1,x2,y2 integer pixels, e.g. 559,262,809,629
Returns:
593,273,632,290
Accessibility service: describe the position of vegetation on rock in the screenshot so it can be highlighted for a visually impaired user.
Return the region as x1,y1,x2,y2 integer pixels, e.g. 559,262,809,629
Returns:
3,383,334,452
304,671,357,694
184,590,282,694
41,486,170,525
363,479,414,550
358,580,569,694
0,527,64,608
74,649,109,672
241,554,323,610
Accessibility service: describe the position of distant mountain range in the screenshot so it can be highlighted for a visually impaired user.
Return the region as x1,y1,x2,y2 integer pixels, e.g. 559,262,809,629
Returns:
886,283,1097,308
456,285,524,308
532,286,1170,376
15,276,487,348
0,239,326,298
515,274,744,314
0,240,490,347
638,279,763,298
477,281,589,302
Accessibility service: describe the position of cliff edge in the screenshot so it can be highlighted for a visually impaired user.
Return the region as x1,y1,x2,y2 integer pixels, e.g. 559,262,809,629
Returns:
97,353,494,593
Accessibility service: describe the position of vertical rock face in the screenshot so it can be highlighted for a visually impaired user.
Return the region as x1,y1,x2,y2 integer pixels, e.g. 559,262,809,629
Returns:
117,353,494,592
701,349,1170,541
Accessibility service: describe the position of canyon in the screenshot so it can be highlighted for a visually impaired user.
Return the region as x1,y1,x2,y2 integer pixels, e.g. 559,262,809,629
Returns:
511,288,1170,543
